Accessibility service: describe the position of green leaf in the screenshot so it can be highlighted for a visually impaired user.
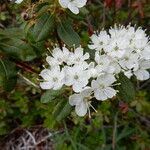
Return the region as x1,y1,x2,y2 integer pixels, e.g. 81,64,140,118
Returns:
0,39,37,61
116,73,135,101
41,89,64,103
56,101,72,122
57,20,80,47
0,59,17,91
53,99,72,122
0,28,25,39
33,13,54,42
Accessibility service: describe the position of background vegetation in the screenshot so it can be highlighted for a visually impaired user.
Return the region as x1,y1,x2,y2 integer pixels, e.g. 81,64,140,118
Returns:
0,0,150,149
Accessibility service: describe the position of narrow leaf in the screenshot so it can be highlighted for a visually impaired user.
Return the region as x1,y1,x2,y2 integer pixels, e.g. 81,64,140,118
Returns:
117,73,135,101
57,20,80,47
0,59,17,91
33,13,54,42
41,89,64,103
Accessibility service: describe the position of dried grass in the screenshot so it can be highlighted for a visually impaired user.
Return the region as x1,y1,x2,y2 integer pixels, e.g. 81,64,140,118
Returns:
0,126,54,150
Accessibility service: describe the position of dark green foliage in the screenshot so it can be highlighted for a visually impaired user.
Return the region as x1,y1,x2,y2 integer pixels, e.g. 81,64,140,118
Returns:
57,20,80,47
0,1,150,150
0,59,17,91
33,13,55,42
116,73,136,101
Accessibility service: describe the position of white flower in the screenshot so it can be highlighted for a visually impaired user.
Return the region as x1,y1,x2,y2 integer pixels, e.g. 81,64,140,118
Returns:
91,74,117,101
141,46,150,60
94,52,120,74
88,31,110,52
40,67,64,90
68,46,89,65
105,38,129,58
109,25,127,38
95,53,111,74
87,62,98,78
46,46,70,66
134,70,149,81
124,70,133,79
69,87,95,117
59,0,87,14
64,65,89,92
119,52,139,70
133,60,150,80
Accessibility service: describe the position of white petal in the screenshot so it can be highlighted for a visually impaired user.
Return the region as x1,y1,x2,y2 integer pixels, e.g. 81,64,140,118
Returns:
15,0,23,3
141,47,150,60
75,47,83,56
69,94,82,106
81,87,93,97
53,82,63,90
68,3,79,14
124,70,133,78
73,82,85,92
91,34,99,44
134,69,150,80
88,44,97,50
52,47,63,58
104,87,116,98
59,0,69,8
64,75,74,86
46,56,57,66
83,53,90,60
74,0,87,7
75,102,87,116
94,89,107,101
91,79,99,89
99,74,116,86
40,81,53,89
40,69,51,81
140,60,150,70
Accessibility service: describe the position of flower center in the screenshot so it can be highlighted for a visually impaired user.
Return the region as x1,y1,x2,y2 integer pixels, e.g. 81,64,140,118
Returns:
75,57,80,62
100,41,103,45
114,46,119,51
53,77,58,82
99,84,105,89
74,75,79,80
57,58,62,62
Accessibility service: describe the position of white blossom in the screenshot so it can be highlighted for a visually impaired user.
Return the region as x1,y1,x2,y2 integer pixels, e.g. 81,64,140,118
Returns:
40,24,150,117
40,67,64,90
69,87,95,117
87,62,98,78
88,31,110,52
68,46,89,65
46,46,70,66
89,25,150,81
59,0,87,14
91,74,117,101
64,65,90,92
133,60,150,80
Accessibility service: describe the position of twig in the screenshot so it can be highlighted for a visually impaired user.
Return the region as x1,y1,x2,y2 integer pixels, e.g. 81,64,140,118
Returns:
112,112,118,149
18,72,40,89
15,61,39,74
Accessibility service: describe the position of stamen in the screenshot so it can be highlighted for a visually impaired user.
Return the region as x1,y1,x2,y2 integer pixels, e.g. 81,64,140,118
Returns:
111,83,121,87
89,103,97,113
42,65,46,69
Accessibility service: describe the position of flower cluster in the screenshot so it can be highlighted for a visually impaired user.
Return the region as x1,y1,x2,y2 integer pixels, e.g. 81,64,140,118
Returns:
89,25,150,81
59,0,87,14
40,25,150,117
